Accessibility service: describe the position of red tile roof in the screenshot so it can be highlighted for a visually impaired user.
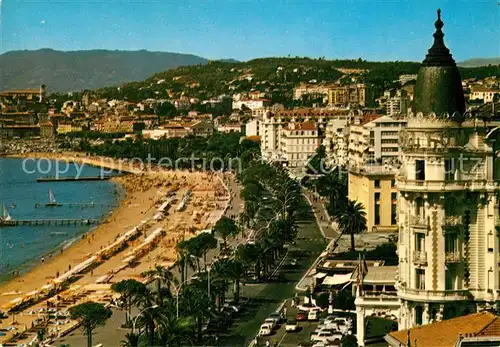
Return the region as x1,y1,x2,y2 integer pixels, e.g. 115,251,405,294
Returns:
388,312,499,347
360,114,381,125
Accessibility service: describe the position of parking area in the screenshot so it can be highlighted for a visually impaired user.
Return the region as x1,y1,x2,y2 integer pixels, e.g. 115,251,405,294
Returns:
254,298,396,347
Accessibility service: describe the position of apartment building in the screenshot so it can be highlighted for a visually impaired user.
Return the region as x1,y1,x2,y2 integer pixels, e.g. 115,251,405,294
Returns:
322,116,351,167
348,115,406,169
293,83,332,101
469,85,498,103
348,166,398,233
280,121,322,169
328,83,371,107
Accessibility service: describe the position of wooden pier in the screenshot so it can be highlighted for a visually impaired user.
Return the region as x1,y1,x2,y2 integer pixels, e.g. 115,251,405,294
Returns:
36,176,113,182
35,202,111,208
0,218,100,227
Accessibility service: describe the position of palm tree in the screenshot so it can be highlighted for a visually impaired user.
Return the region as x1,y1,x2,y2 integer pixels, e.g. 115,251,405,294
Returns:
143,265,174,302
175,240,195,284
196,232,217,271
179,284,211,341
121,332,140,347
236,243,262,280
111,279,147,325
213,216,238,249
135,289,165,347
225,259,245,304
69,302,112,347
334,199,367,252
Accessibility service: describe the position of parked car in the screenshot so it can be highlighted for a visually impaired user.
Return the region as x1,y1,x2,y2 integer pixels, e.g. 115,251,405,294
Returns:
296,311,308,321
308,309,319,321
259,323,273,336
285,319,299,332
268,312,282,325
311,329,343,343
297,303,323,312
263,318,277,329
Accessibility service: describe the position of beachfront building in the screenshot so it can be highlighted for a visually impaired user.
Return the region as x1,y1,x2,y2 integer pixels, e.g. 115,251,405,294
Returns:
349,166,398,233
396,10,500,329
280,121,322,169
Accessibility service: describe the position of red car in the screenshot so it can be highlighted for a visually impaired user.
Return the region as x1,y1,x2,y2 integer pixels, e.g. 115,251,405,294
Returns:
296,311,308,321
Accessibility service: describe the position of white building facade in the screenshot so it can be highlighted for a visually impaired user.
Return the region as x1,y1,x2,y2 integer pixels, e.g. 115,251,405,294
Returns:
396,10,500,329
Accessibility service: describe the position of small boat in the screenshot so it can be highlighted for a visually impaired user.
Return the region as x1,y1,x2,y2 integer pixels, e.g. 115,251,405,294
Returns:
0,204,15,226
46,189,62,207
10,203,16,209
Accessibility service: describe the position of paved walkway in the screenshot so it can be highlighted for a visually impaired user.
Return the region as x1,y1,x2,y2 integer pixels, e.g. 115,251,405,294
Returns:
302,189,338,240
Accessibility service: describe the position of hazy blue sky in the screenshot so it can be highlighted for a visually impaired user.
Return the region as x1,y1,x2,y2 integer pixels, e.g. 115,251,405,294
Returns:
2,0,499,61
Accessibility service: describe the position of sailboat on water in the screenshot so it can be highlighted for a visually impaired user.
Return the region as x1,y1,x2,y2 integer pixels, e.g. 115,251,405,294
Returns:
0,204,15,226
46,189,62,207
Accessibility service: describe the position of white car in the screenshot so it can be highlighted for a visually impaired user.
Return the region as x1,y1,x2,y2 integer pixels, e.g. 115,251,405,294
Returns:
285,319,299,332
308,310,319,321
297,303,322,312
263,318,277,329
311,329,343,343
259,323,273,336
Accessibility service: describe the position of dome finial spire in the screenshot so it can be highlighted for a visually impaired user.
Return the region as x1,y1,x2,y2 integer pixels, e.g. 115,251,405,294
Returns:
422,9,456,67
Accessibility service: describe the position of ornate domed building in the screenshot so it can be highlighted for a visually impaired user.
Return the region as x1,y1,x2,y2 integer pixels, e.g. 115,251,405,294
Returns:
396,10,500,329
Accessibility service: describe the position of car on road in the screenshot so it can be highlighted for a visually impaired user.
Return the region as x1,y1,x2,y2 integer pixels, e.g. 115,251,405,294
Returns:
285,319,299,332
297,303,323,312
296,311,308,321
267,312,282,325
259,323,273,336
311,328,343,343
264,318,277,329
308,309,319,321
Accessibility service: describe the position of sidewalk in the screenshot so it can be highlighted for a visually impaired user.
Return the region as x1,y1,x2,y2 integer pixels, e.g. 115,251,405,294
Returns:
302,189,338,239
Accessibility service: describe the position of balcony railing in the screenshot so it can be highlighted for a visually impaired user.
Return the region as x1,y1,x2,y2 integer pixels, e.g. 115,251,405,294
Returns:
410,215,429,229
413,251,427,265
443,215,462,228
445,252,462,263
398,180,500,192
396,282,470,301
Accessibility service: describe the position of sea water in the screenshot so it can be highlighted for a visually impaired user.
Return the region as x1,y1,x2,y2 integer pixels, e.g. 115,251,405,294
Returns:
0,157,123,282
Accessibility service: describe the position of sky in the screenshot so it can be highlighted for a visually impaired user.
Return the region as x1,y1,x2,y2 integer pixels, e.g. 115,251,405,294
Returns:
1,0,499,62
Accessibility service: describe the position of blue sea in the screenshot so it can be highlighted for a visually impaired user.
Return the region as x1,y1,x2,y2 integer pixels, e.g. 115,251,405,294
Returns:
0,157,123,282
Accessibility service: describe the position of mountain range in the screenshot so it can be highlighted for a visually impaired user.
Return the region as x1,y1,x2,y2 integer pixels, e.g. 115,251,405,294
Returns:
0,49,209,93
0,49,497,93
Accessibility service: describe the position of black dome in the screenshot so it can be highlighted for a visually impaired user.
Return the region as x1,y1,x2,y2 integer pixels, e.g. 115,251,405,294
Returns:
412,9,465,116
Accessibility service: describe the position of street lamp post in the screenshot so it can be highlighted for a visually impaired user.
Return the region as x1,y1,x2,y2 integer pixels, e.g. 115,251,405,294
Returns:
173,278,192,319
132,304,159,334
207,265,212,298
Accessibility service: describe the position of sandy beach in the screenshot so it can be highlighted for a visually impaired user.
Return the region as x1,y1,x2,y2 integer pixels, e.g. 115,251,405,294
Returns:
0,153,229,345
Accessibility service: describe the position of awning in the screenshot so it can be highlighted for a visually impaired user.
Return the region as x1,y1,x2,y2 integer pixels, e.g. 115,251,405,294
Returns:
322,272,353,286
313,272,328,279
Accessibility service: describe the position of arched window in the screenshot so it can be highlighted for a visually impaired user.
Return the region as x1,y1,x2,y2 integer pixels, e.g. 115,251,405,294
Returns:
445,196,459,215
415,306,423,325
415,197,425,218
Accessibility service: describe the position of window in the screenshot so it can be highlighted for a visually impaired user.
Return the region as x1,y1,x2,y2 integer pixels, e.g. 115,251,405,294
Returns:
375,192,381,202
391,192,397,201
391,203,397,225
415,233,425,252
416,269,425,290
445,234,457,254
374,179,381,188
375,205,380,225
446,266,457,290
445,159,455,181
391,179,396,187
415,160,425,180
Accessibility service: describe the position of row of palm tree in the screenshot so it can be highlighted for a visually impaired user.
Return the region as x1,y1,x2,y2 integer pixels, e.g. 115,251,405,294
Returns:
306,166,367,251
236,161,303,280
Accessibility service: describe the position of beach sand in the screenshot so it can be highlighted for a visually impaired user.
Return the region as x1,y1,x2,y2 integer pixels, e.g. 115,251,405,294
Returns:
0,153,228,344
